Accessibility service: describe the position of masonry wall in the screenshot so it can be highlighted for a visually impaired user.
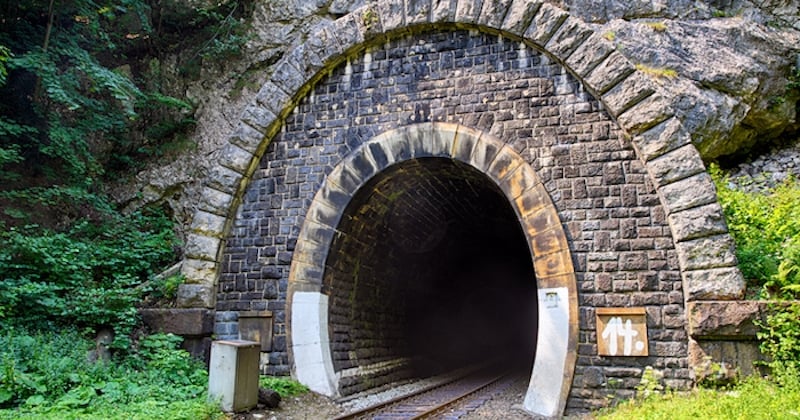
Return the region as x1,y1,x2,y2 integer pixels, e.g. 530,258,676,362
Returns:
218,30,689,410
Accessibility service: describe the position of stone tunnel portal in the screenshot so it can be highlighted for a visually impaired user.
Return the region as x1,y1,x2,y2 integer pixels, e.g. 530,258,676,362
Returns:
323,157,538,395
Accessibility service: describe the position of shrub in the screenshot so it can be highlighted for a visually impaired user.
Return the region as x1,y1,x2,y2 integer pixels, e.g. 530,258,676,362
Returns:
0,328,220,419
259,376,308,397
757,302,800,386
0,208,178,345
710,164,800,298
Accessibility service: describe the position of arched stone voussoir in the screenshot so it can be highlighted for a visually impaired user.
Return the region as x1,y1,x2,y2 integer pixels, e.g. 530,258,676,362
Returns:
523,2,569,46
499,160,542,200
646,143,706,189
487,144,525,183
658,172,718,215
585,50,637,95
667,202,729,243
529,225,570,257
466,132,503,172
255,81,294,120
477,0,515,28
498,1,542,35
455,0,484,25
601,72,657,119
683,267,746,301
564,31,615,78
544,15,594,61
631,117,691,162
376,0,408,33
514,183,551,219
616,92,674,136
218,142,256,176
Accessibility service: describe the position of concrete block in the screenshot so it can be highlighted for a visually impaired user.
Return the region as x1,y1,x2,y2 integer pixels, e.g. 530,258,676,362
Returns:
208,340,260,412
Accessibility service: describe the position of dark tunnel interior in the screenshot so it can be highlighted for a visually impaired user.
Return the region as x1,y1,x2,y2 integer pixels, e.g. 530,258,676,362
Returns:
323,157,538,393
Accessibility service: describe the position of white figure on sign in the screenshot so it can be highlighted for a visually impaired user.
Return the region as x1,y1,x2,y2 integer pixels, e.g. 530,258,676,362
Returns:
601,316,644,356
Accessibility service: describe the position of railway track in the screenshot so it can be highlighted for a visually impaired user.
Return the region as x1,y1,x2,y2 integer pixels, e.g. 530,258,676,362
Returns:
333,369,516,419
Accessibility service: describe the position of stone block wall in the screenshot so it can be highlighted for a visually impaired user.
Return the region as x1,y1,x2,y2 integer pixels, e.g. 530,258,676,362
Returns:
219,30,688,409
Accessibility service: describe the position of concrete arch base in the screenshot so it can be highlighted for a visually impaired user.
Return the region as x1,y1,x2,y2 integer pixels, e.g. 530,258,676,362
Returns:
287,123,578,417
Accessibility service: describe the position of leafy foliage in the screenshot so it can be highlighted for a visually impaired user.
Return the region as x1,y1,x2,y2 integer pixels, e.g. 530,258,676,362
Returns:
710,164,800,298
0,328,220,419
757,302,800,386
0,208,178,343
259,376,309,398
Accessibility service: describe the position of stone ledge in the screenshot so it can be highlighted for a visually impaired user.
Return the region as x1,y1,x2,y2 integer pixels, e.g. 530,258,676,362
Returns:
687,301,767,340
139,308,215,336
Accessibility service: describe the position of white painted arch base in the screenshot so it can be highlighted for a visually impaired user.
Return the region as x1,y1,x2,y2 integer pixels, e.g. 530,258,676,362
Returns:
290,287,571,417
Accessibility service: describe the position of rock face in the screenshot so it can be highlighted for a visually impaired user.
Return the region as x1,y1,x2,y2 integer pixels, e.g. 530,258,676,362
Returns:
112,0,800,235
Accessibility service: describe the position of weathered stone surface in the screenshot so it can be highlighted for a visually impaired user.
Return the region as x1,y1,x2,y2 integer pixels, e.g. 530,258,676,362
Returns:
478,0,514,28
139,308,215,336
545,16,593,61
667,202,728,242
377,0,405,31
431,0,457,22
181,258,218,283
229,123,268,155
616,92,673,135
683,267,746,301
687,301,766,338
597,15,799,160
218,143,256,175
524,3,569,45
601,72,656,118
190,210,228,237
658,171,717,215
188,168,228,210
675,234,738,271
454,0,482,24
184,233,222,261
564,31,614,78
255,82,292,118
207,165,245,195
646,144,705,188
176,283,215,308
406,0,432,25
631,117,690,162
500,0,541,35
584,51,636,95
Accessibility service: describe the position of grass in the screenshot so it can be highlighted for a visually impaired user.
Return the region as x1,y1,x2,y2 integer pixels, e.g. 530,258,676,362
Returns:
595,376,800,419
259,376,309,397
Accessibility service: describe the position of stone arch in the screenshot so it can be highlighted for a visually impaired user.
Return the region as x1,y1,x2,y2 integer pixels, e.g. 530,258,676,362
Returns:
179,0,742,311
287,123,576,416
177,0,745,415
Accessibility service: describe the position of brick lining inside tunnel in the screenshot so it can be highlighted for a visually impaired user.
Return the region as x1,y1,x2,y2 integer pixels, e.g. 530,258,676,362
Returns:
324,157,538,395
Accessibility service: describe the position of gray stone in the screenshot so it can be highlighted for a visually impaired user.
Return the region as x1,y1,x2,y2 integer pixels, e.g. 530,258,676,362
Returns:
667,202,728,242
675,234,738,271
524,3,569,45
646,144,705,188
658,172,717,215
687,301,766,339
683,267,746,301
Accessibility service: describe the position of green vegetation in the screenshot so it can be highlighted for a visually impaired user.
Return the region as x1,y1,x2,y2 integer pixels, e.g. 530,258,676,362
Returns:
259,376,309,398
596,375,800,419
710,165,800,298
0,2,254,417
0,329,221,419
598,166,800,418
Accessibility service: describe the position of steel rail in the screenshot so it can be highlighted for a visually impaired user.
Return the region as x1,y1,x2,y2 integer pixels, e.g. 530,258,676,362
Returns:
334,370,508,420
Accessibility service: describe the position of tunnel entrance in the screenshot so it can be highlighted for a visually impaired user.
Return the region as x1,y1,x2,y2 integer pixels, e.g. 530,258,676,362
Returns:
323,157,538,395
